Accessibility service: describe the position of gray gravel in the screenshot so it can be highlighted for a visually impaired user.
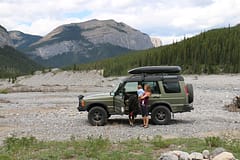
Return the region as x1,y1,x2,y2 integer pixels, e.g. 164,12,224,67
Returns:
1,74,240,144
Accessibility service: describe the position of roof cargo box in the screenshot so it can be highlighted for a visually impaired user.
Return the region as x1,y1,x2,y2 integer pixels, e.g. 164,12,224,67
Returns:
128,66,181,74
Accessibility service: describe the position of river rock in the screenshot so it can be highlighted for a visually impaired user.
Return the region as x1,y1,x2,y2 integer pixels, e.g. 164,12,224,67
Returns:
211,147,226,158
159,152,178,160
189,152,203,160
173,150,190,160
212,152,235,160
202,150,210,159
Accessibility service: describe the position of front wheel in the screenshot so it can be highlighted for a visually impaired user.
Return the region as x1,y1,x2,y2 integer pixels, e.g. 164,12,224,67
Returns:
151,106,171,125
88,107,107,126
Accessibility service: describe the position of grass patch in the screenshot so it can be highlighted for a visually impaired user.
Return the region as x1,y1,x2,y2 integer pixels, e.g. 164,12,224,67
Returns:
0,135,240,159
0,89,9,94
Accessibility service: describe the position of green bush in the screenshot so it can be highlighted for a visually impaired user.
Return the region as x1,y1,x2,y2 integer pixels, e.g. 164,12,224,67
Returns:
205,136,223,147
0,89,8,94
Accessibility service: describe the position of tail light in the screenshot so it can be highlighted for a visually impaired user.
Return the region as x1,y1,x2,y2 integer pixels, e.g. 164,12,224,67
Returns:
184,85,189,96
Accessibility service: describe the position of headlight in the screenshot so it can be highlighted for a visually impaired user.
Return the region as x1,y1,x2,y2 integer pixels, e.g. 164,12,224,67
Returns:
81,100,85,107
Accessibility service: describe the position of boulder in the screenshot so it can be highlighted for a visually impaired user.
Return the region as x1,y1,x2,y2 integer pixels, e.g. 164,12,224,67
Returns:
212,152,235,160
173,150,190,160
159,152,178,160
211,147,226,158
189,152,203,160
202,150,210,159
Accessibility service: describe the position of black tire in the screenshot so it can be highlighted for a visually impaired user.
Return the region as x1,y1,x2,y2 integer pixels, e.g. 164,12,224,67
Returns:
186,84,194,103
88,107,107,126
151,106,171,125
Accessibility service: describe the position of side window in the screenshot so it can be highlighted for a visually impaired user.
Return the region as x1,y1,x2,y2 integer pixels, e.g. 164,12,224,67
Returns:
142,81,160,94
124,82,138,92
163,81,181,93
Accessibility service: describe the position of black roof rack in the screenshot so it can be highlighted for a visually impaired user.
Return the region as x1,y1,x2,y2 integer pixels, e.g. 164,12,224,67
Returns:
128,66,181,74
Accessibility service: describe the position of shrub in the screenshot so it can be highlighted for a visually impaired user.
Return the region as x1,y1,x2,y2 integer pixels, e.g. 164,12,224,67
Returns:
225,96,240,112
205,136,223,147
0,89,9,94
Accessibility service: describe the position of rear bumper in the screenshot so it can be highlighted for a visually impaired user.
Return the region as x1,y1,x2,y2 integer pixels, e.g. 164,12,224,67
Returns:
182,104,194,112
173,104,193,113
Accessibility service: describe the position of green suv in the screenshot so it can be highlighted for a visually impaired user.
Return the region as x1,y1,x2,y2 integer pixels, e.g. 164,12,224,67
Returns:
77,66,194,126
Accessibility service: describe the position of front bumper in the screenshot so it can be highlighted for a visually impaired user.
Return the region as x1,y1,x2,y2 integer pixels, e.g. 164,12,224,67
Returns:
77,105,86,112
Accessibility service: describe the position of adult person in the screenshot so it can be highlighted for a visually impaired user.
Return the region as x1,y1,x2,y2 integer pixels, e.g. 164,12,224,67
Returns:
140,84,151,128
128,85,145,126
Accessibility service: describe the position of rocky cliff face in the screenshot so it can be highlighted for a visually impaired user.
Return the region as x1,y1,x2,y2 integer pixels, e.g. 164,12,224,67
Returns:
79,19,153,50
0,25,13,47
150,37,162,47
28,19,153,64
9,31,42,50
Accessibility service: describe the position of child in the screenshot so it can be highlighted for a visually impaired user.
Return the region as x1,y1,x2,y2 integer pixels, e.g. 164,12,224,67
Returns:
137,85,145,97
137,85,145,106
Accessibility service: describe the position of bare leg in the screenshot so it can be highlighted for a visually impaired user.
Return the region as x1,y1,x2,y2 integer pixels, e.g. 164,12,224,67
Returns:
143,116,147,126
142,117,145,126
145,116,149,128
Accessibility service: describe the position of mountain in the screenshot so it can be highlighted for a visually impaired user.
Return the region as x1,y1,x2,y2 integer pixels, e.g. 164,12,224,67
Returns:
68,24,240,76
0,25,41,78
150,37,162,47
24,19,153,67
0,25,13,47
9,31,42,50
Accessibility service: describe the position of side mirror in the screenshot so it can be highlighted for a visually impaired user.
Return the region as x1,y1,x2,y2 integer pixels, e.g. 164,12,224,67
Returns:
110,92,115,96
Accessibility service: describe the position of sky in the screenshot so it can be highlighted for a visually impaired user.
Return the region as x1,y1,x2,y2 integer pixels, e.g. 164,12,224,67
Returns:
1,0,240,45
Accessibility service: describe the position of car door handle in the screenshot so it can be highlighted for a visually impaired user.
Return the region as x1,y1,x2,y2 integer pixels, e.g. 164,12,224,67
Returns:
152,96,160,98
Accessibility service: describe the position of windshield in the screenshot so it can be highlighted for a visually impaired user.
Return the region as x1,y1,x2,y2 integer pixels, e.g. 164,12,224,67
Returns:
112,82,123,93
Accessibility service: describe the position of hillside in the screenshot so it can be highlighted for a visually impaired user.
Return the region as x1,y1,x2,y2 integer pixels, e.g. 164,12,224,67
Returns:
9,31,42,50
69,24,240,76
0,46,41,78
0,25,13,47
22,19,153,67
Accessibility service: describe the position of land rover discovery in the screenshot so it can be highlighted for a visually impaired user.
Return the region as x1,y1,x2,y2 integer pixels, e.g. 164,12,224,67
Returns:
77,66,194,126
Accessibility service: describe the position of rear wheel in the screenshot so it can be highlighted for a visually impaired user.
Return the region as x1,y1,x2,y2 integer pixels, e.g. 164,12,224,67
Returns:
186,84,194,103
151,106,171,125
88,107,107,126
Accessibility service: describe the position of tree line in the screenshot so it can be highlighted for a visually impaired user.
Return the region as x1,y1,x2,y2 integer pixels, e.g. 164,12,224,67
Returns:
67,24,240,77
0,46,41,78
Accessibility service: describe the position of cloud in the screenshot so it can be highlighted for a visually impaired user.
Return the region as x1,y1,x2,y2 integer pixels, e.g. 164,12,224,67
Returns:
1,0,240,44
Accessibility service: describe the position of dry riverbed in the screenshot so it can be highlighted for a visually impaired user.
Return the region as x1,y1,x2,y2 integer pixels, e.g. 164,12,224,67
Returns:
0,70,240,144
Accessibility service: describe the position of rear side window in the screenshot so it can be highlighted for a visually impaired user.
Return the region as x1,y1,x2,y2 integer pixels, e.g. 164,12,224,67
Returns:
142,81,160,94
163,81,181,93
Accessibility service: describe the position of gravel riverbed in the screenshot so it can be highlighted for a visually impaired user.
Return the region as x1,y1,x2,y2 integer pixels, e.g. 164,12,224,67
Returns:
0,71,240,144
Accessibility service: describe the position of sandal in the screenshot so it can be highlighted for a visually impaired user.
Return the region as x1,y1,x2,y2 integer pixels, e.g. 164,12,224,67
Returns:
144,125,149,128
